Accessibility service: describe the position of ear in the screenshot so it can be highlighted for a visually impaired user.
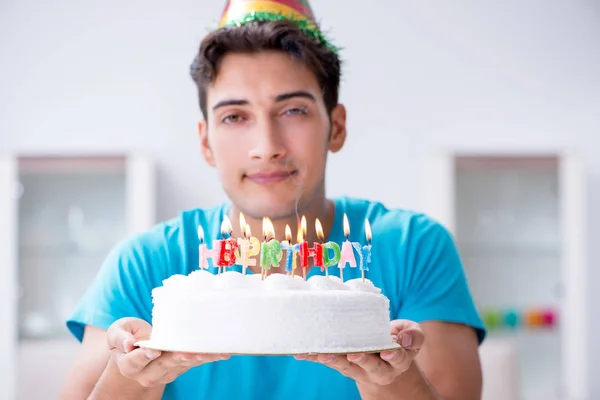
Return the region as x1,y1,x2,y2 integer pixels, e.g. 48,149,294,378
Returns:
198,120,216,167
328,104,347,153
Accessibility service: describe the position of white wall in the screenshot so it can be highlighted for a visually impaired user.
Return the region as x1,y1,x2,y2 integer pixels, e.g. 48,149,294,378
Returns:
1,0,599,397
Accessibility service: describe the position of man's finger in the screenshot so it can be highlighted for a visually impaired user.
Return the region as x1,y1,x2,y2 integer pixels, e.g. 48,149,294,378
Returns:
117,348,161,378
293,354,319,362
395,327,425,353
348,353,393,377
106,317,153,352
379,349,412,372
316,354,367,381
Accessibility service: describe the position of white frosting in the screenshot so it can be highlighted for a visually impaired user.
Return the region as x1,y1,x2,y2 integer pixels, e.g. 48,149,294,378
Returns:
213,270,263,290
345,278,382,294
264,273,308,290
149,271,394,354
307,275,348,291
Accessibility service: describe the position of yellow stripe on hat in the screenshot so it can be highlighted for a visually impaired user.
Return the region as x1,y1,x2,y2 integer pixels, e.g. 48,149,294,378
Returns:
219,1,310,27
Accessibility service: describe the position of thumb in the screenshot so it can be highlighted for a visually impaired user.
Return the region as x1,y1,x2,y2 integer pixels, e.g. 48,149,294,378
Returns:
390,319,424,350
107,317,152,353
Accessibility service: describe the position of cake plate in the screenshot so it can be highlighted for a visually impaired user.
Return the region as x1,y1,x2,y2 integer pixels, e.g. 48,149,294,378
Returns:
134,340,402,356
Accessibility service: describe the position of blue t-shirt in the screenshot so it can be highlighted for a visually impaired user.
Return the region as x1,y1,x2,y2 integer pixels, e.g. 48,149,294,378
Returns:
67,196,485,399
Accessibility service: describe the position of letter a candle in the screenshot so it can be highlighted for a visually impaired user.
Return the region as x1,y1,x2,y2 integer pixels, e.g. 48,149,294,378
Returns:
338,214,358,277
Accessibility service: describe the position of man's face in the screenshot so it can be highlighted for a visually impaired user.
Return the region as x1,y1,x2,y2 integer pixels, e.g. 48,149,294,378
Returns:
199,51,346,220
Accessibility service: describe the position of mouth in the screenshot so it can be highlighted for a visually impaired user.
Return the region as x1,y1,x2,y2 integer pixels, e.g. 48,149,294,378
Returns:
244,169,298,184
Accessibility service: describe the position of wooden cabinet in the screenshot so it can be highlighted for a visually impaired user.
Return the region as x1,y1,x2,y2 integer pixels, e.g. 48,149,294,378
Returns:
0,153,155,400
424,151,588,400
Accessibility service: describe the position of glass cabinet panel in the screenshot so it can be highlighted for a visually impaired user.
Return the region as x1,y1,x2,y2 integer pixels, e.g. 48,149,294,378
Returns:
454,156,562,400
17,157,127,339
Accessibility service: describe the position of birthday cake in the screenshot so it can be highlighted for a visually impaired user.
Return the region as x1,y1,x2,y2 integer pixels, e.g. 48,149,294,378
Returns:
140,270,399,354
135,212,399,354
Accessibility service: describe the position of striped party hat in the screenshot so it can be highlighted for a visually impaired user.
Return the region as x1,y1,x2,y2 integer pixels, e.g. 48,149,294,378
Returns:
217,0,338,53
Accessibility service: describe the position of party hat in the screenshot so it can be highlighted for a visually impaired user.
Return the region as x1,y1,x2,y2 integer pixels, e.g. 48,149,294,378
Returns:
217,0,338,53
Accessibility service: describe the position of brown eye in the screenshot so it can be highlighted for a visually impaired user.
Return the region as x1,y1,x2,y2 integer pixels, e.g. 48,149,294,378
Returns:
223,114,244,124
284,107,308,116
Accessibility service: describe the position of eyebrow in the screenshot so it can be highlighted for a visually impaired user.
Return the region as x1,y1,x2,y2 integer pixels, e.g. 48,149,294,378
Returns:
212,90,316,111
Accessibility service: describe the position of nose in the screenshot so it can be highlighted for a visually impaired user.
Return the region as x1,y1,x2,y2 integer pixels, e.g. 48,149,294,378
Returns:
248,118,287,161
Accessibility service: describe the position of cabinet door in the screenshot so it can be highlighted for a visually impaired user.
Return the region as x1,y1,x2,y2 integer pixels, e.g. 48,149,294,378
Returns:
14,154,155,400
558,154,587,399
17,156,129,339
424,152,588,400
0,155,18,400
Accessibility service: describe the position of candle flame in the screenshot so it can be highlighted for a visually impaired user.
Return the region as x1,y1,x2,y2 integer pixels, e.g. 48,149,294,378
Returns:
246,223,252,238
365,219,372,244
315,218,324,242
343,213,350,239
285,224,292,242
263,217,275,241
301,215,307,237
221,215,233,237
239,212,247,237
296,224,303,243
197,225,204,243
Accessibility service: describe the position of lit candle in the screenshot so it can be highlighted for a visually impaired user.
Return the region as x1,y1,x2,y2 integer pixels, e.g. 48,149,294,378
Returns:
298,216,309,280
338,214,357,275
246,223,261,273
217,216,239,274
292,225,302,276
235,213,260,275
260,217,282,279
351,219,372,282
280,225,295,275
313,219,325,276
323,241,342,280
198,225,220,270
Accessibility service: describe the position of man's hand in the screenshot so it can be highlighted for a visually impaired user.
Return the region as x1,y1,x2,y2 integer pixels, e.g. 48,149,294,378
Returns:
294,320,424,386
107,317,230,387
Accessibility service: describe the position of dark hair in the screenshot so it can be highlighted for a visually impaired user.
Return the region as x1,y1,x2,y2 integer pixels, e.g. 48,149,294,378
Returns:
190,20,341,119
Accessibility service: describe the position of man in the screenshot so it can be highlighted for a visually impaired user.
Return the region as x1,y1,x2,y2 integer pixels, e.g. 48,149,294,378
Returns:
60,1,485,399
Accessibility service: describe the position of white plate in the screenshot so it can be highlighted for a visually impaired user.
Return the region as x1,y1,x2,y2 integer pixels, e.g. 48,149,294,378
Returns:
134,340,402,355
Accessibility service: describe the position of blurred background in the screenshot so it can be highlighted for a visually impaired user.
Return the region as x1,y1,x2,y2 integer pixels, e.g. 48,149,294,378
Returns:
1,1,599,399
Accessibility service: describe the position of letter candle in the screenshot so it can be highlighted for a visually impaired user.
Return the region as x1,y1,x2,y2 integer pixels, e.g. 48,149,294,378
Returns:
313,219,326,276
351,219,372,282
218,216,239,275
280,225,295,275
260,217,282,280
235,213,260,275
323,241,342,280
198,225,221,270
298,216,309,280
293,226,302,278
338,214,357,276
